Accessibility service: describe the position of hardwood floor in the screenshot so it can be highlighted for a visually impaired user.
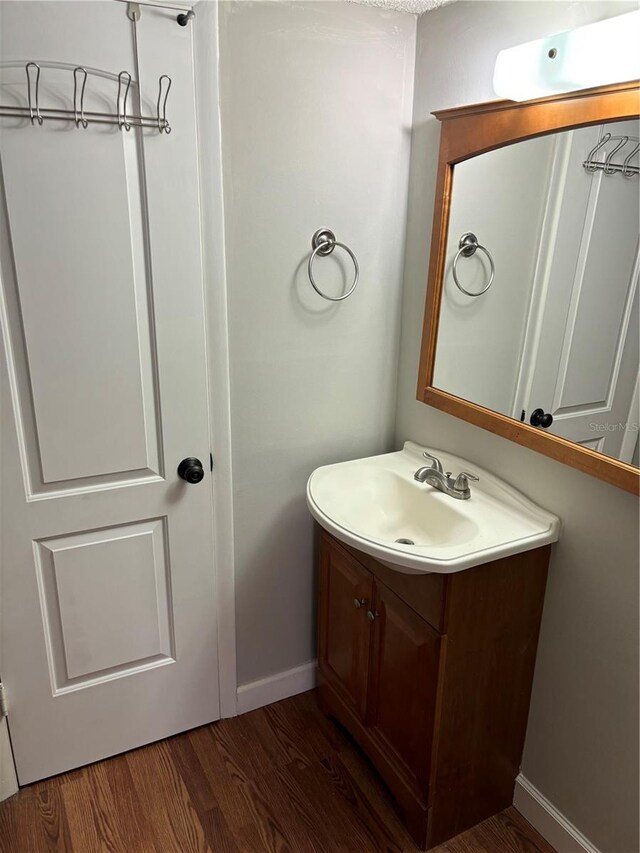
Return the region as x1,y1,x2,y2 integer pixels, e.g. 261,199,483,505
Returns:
0,691,556,853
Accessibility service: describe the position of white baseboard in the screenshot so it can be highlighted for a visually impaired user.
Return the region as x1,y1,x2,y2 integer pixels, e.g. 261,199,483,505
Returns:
514,774,601,853
236,660,317,715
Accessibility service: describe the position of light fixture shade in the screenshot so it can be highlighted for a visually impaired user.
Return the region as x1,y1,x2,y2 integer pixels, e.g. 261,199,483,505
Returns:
493,10,640,101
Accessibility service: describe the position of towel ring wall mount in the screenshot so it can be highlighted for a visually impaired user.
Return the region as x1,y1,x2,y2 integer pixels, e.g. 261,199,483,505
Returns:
452,232,495,297
307,228,359,302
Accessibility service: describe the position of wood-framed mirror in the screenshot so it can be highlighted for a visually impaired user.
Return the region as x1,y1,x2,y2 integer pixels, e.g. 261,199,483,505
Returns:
417,82,640,495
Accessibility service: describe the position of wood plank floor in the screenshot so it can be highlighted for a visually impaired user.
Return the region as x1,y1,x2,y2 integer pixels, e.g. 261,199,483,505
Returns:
0,691,556,853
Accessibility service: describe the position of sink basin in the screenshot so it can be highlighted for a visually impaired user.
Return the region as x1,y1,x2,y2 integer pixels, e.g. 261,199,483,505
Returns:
306,442,560,574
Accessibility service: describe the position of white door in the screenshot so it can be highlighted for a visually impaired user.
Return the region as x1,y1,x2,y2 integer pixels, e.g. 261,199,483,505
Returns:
517,121,639,462
0,1,220,784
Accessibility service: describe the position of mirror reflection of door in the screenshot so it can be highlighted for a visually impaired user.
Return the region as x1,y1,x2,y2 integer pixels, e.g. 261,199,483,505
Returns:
516,121,638,465
433,120,639,467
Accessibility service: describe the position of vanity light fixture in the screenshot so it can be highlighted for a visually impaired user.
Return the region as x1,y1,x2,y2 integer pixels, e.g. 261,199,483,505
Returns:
493,10,640,101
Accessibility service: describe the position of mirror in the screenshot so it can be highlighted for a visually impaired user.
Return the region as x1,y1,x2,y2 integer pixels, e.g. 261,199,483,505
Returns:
434,119,639,465
417,83,640,494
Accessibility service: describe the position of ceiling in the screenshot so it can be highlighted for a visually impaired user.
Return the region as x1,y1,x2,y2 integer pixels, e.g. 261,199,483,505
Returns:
348,0,455,14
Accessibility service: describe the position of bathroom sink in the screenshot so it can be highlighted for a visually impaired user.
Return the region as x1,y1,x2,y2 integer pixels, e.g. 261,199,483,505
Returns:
306,442,560,574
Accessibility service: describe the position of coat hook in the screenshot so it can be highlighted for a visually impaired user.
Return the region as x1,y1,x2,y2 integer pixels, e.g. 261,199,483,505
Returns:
25,62,43,126
583,132,611,171
603,136,628,174
73,67,88,128
117,71,132,131
622,142,640,177
177,10,195,26
156,75,172,134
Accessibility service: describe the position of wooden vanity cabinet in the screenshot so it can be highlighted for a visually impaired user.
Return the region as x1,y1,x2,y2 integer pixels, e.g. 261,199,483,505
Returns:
316,528,550,850
317,537,373,718
366,581,441,800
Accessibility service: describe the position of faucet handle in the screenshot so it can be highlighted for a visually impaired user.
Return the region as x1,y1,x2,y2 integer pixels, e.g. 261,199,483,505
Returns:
422,451,443,474
453,471,479,491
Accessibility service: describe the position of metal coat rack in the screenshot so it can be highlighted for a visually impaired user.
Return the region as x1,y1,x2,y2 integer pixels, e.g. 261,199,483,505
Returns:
0,62,172,133
583,132,639,177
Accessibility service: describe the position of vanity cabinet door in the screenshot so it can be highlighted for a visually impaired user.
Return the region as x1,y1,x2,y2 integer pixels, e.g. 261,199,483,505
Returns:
366,581,441,800
318,537,373,718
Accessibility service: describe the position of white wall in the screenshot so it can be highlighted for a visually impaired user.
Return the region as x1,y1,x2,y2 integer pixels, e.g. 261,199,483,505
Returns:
397,3,639,851
433,136,554,414
218,1,416,686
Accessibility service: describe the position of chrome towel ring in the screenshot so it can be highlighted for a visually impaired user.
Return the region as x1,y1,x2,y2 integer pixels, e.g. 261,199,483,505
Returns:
452,232,495,297
308,228,359,301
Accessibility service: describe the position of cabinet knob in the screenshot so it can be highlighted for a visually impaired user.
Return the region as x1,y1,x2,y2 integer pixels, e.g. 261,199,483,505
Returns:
367,610,379,622
354,598,366,609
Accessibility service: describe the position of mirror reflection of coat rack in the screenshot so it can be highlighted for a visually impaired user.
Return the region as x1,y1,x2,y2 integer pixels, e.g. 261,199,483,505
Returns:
583,131,639,176
417,82,640,495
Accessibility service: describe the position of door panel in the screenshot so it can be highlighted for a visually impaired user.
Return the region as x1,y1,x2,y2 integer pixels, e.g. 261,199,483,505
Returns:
36,519,173,691
318,536,373,717
0,1,220,783
2,123,159,485
367,582,440,799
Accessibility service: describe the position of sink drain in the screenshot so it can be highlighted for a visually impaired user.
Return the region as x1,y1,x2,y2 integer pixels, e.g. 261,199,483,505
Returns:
395,538,415,545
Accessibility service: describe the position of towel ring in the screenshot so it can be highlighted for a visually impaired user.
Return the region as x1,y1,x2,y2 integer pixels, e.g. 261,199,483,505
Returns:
308,228,359,302
452,232,495,297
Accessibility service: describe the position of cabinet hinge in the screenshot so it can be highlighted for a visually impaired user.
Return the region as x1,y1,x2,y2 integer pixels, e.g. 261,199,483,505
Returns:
0,683,8,719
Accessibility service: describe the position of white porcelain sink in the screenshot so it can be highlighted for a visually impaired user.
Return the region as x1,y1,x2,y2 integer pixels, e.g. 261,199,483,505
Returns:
306,442,560,574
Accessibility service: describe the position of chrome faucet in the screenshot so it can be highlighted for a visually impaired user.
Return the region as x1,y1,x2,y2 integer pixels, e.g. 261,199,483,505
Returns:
414,451,479,500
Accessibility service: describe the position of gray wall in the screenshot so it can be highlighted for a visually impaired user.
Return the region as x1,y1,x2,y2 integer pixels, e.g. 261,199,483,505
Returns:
397,3,639,851
218,1,416,685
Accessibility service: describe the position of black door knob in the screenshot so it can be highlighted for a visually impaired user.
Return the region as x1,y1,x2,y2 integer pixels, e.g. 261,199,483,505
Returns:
529,408,554,429
177,457,205,484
